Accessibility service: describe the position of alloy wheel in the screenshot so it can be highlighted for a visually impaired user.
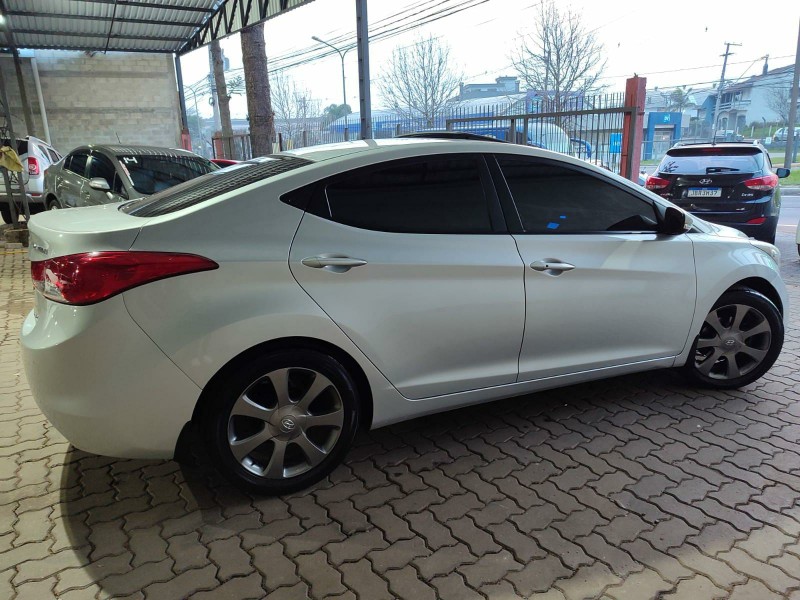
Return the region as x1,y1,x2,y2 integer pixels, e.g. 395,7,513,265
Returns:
693,303,772,380
226,367,344,479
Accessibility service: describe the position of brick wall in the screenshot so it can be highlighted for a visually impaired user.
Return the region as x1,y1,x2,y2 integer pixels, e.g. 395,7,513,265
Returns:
1,51,182,154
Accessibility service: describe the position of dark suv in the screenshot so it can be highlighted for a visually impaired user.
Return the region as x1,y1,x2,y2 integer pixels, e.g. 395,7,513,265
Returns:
646,142,790,243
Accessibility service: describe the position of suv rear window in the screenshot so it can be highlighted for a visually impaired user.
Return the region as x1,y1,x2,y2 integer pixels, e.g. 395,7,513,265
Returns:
1,139,28,155
657,147,763,175
121,155,312,216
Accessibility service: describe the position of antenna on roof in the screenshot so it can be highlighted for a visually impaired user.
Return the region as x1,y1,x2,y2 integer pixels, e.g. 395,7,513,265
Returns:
115,131,122,144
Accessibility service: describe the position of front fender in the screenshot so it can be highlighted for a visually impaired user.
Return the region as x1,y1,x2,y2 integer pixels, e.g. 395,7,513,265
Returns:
675,234,787,366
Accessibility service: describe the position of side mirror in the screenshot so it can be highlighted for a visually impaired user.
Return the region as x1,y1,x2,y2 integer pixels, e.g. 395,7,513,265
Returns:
88,177,111,191
659,206,688,235
776,168,790,179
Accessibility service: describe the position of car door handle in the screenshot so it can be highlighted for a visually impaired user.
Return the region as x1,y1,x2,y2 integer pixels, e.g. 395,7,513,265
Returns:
301,256,368,271
530,259,575,273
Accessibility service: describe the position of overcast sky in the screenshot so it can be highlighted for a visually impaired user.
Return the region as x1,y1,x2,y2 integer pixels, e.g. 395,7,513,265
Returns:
179,0,800,119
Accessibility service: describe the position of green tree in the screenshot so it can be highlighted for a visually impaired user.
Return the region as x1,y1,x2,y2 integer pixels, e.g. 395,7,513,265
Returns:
322,103,352,125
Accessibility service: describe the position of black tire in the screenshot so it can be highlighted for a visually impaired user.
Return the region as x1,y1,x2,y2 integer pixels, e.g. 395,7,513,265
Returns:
203,349,360,495
796,244,800,258
683,289,783,389
0,204,10,224
47,197,62,210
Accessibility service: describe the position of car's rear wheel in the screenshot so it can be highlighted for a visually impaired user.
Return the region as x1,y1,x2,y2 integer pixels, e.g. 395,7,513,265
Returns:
684,289,783,389
48,197,62,210
204,349,359,495
0,205,10,224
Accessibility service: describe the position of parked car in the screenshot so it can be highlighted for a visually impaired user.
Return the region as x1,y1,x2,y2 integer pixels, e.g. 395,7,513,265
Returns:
773,127,798,143
645,142,789,243
43,145,217,210
1,136,63,223
22,138,787,494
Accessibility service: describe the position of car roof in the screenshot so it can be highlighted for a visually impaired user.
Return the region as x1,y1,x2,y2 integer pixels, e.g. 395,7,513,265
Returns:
74,144,205,159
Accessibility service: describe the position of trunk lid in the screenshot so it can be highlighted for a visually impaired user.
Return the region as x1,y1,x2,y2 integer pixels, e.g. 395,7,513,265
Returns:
28,203,147,262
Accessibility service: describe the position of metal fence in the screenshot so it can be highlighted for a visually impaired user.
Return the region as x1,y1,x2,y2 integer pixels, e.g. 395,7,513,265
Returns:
214,92,641,179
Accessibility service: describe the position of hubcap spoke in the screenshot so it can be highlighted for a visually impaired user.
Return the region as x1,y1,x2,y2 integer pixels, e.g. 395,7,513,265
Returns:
295,374,334,412
696,337,719,350
294,432,328,467
697,348,723,375
725,356,742,379
267,368,291,407
743,320,770,338
230,394,272,421
304,409,344,429
230,428,272,463
739,346,767,362
730,304,749,333
705,311,728,337
264,439,288,478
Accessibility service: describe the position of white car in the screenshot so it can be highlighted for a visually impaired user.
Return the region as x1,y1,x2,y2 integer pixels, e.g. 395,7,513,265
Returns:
1,136,63,223
21,138,787,494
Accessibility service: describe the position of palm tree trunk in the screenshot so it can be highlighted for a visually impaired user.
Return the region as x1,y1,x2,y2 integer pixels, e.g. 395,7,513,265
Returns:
210,40,234,157
240,23,275,157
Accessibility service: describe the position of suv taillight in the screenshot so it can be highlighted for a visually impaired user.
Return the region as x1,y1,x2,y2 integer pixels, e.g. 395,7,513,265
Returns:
27,157,40,176
645,175,670,190
743,174,778,191
31,251,218,305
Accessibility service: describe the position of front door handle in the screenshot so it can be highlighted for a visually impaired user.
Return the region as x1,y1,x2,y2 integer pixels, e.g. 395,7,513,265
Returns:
530,259,575,274
301,255,368,272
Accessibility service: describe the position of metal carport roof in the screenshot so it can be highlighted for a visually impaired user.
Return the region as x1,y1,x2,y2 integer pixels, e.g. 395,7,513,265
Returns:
0,0,315,54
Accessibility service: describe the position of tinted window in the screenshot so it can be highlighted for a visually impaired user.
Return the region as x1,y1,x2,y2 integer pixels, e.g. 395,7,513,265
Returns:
88,154,124,194
117,154,216,195
2,139,28,155
657,149,763,175
47,148,60,163
321,157,492,234
497,157,657,233
65,152,89,177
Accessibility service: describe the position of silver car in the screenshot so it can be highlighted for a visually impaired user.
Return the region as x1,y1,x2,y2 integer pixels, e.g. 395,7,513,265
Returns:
43,145,217,210
1,136,62,223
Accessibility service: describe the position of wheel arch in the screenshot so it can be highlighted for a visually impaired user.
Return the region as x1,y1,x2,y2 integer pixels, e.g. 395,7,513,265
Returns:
191,336,374,431
726,277,783,316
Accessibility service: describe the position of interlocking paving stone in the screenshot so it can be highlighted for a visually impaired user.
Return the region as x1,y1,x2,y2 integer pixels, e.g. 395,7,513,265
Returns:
2,232,800,598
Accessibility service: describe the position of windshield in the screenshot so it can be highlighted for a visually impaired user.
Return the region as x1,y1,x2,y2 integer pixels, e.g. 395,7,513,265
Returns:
657,150,763,175
117,154,216,195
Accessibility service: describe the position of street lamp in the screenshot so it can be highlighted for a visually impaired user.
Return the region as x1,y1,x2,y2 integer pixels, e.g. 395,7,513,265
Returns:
312,35,352,140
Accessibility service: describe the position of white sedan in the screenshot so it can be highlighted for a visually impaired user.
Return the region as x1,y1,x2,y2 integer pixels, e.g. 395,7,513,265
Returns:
21,138,787,494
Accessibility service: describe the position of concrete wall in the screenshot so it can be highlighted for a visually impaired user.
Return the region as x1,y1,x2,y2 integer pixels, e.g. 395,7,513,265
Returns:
1,51,181,154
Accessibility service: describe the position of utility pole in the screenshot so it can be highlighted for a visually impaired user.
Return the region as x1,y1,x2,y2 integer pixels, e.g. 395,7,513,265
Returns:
784,18,799,169
312,35,351,140
711,42,741,142
355,0,372,140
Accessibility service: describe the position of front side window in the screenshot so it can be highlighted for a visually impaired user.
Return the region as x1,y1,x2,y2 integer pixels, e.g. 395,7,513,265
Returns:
88,154,124,194
117,154,216,195
320,156,493,234
65,152,89,177
497,156,657,233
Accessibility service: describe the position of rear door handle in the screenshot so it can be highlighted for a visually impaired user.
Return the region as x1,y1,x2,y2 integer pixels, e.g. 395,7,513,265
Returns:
531,259,575,274
301,255,368,272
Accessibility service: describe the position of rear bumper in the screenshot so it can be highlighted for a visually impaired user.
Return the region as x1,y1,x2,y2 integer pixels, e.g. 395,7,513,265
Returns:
20,295,202,459
690,213,777,242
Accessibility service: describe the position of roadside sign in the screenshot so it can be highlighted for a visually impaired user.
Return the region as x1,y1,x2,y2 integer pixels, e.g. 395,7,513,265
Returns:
609,133,622,154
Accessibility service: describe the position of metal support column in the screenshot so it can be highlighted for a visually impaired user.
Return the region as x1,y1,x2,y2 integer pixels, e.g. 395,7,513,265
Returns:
355,0,372,139
0,65,29,223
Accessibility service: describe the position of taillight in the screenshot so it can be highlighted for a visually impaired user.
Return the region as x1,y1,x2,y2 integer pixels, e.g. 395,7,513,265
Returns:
746,217,767,225
30,251,218,306
743,174,778,191
645,175,670,190
27,157,40,176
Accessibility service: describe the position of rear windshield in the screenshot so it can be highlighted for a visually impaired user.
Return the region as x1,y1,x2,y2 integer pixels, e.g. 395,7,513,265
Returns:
1,139,28,155
117,154,217,194
658,148,763,175
120,155,313,217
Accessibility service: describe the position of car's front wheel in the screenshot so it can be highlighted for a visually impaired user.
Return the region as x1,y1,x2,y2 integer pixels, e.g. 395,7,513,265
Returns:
48,197,62,210
684,289,783,389
204,349,360,495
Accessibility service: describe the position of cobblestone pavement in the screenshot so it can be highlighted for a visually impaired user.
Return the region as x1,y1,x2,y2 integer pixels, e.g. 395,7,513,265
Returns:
1,232,800,600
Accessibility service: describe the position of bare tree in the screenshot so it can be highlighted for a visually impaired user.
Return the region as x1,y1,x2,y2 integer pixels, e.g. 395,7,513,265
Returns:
271,72,321,147
511,0,606,112
379,36,463,126
240,23,275,157
210,40,234,156
767,86,792,124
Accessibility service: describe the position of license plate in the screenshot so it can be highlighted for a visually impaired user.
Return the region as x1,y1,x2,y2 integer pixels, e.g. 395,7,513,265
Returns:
687,188,721,198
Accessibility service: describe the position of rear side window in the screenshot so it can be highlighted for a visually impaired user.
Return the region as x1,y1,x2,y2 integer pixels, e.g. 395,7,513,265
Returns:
117,154,215,195
497,157,657,234
658,148,763,175
65,152,89,177
317,156,493,234
121,155,312,216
